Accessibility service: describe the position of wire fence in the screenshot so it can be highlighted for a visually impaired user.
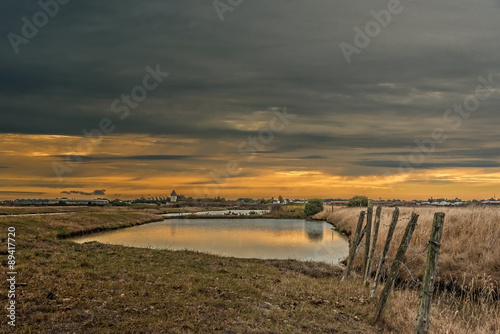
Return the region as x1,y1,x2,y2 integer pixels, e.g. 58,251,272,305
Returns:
342,206,446,333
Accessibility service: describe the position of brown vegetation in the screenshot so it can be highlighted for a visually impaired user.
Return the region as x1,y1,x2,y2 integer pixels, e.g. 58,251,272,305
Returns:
0,207,379,333
0,205,498,332
316,206,500,288
316,205,500,333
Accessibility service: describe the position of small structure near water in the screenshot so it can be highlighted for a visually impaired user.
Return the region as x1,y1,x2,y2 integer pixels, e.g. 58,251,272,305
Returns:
170,190,178,202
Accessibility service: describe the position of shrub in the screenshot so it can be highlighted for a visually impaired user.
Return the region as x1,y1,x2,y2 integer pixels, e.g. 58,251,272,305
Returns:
270,204,283,215
347,195,368,207
304,199,324,216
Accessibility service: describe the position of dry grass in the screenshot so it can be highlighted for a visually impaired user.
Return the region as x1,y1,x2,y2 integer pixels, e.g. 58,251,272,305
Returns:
382,286,500,333
0,206,99,215
1,205,498,333
316,205,500,333
0,206,381,333
316,206,500,288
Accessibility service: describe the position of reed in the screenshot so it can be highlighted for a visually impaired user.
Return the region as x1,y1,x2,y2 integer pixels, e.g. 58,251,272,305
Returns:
316,205,500,332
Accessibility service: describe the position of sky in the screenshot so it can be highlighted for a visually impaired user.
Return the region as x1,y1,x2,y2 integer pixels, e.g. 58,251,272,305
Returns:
1,0,500,200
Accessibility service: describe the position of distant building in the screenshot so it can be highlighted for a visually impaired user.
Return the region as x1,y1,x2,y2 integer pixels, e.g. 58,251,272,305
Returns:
13,198,109,206
482,200,500,205
328,200,349,205
170,190,178,203
65,199,109,206
14,199,58,205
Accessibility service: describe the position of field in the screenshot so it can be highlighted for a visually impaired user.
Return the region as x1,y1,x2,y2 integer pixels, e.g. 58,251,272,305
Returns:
0,205,498,333
316,205,500,333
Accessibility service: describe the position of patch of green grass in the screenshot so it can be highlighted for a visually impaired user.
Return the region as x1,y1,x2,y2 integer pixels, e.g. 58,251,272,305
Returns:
56,227,69,237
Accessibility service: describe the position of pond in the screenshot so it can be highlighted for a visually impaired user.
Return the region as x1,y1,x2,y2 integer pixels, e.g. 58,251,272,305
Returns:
72,218,349,265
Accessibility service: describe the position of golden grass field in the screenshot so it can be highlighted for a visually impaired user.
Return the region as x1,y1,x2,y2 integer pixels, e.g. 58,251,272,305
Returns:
0,205,498,333
315,205,500,333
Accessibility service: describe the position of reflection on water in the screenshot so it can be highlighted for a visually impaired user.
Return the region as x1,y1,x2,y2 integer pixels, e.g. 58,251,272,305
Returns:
72,219,349,264
304,221,324,242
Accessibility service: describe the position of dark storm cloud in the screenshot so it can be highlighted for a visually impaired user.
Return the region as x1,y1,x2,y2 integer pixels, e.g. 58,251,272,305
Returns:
443,148,500,159
356,160,500,169
367,148,500,160
299,155,328,160
0,191,45,195
51,154,199,162
61,189,106,196
1,0,500,170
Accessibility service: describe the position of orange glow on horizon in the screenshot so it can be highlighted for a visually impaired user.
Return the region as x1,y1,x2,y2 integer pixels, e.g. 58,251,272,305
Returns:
1,134,500,201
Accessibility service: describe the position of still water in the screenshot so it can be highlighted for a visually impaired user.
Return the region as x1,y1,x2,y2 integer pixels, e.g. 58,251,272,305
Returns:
72,218,349,265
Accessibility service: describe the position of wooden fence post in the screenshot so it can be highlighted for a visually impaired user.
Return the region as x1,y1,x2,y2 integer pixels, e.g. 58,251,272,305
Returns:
414,212,445,334
370,207,399,298
342,210,365,280
362,201,374,283
374,213,419,322
364,205,382,285
354,225,367,257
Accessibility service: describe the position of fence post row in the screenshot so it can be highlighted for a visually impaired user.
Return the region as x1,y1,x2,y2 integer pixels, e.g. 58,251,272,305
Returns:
364,205,382,285
342,210,366,281
374,212,419,323
370,207,399,298
414,212,446,334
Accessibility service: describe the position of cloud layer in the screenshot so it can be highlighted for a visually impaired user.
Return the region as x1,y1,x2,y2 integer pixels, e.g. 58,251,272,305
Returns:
1,1,500,199
61,189,106,196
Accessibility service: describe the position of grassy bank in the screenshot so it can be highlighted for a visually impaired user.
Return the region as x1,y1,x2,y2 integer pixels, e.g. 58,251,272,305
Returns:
168,203,308,220
1,206,497,333
265,204,307,219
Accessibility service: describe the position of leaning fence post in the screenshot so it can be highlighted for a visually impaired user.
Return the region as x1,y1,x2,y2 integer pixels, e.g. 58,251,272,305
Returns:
354,225,367,257
342,210,365,280
414,212,445,334
374,213,419,323
364,205,381,285
362,201,373,282
371,207,399,298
